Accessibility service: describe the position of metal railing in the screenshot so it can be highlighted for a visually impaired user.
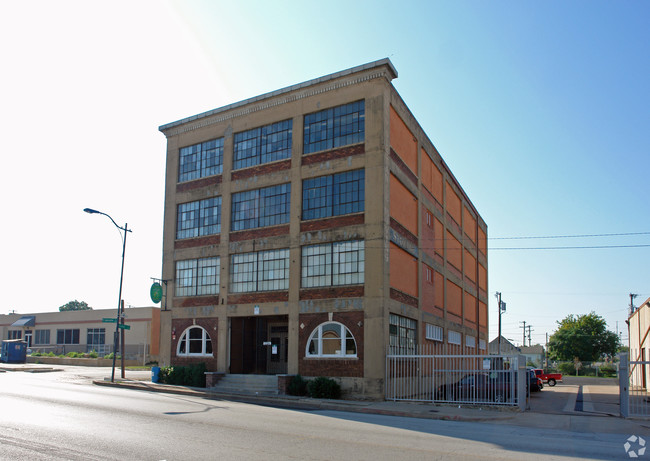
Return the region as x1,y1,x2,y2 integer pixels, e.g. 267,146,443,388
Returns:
386,345,525,407
620,353,650,418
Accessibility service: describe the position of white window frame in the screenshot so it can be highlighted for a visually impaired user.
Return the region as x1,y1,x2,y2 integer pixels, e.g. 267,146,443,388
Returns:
305,321,357,358
425,323,443,342
465,335,476,349
479,339,487,351
176,326,213,357
448,330,461,345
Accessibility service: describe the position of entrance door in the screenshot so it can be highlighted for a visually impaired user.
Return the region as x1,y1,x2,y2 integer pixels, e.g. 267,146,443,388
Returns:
266,324,288,375
24,331,32,347
229,316,288,375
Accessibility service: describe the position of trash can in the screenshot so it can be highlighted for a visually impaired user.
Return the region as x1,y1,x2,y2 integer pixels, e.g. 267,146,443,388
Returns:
151,366,161,383
1,340,27,363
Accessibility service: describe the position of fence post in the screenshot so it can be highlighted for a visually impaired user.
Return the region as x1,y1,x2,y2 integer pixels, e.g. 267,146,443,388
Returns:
619,353,629,418
517,355,527,411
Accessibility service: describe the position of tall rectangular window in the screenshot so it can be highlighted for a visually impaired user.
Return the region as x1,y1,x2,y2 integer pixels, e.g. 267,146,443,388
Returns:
301,240,364,288
389,314,416,354
230,248,289,293
34,329,50,345
303,100,365,154
178,138,224,182
302,169,364,220
234,119,292,170
175,257,220,297
87,328,105,351
176,196,221,239
57,329,80,345
231,183,290,231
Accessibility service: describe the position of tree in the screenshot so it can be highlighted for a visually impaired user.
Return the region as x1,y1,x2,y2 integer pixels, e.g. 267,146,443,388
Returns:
59,300,92,312
548,312,620,362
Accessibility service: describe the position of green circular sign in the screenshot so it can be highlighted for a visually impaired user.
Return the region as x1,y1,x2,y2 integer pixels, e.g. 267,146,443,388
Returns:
150,282,163,303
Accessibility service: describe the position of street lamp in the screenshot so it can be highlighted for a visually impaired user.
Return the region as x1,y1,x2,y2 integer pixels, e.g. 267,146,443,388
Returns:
84,208,131,382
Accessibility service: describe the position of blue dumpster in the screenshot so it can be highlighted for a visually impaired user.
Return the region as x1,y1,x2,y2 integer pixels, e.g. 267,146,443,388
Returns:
151,366,161,383
1,340,27,363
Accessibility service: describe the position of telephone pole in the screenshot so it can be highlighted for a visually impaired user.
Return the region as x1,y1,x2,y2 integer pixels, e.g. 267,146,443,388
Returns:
496,292,506,353
630,293,638,315
526,325,533,347
520,321,526,346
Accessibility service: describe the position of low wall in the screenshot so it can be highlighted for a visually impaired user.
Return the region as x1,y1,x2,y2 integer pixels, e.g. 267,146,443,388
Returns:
27,356,142,367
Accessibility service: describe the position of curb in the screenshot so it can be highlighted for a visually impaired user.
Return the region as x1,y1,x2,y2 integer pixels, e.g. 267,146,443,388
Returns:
92,379,518,423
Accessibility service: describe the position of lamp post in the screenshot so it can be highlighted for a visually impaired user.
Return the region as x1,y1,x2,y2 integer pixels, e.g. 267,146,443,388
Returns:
84,208,131,382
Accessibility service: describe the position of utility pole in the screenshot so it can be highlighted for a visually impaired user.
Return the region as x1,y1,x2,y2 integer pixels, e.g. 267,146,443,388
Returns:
526,325,533,347
545,333,549,370
630,293,638,315
496,292,505,354
520,321,526,346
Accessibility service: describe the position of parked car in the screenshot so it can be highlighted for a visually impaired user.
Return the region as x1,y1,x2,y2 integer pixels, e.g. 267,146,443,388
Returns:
532,368,562,386
528,368,543,392
436,372,518,403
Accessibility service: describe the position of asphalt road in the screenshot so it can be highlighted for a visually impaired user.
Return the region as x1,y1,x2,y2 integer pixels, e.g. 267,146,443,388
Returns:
0,367,637,460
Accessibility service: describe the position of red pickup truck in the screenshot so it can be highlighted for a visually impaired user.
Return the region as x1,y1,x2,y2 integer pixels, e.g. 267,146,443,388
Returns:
532,369,562,386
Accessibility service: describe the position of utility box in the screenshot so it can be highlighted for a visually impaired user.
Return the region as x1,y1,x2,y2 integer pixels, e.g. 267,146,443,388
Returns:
1,339,27,364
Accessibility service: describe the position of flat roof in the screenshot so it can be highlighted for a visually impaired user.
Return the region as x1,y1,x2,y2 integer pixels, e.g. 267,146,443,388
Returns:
159,58,397,133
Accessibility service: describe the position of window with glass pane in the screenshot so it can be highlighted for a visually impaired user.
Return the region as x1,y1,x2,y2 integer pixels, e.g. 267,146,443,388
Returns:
389,314,416,354
234,119,292,170
306,322,357,357
303,100,364,154
57,329,80,345
34,329,50,345
230,249,289,293
177,326,212,357
175,257,219,297
176,196,221,240
87,328,105,350
231,183,290,231
178,138,224,182
302,169,364,221
301,240,364,288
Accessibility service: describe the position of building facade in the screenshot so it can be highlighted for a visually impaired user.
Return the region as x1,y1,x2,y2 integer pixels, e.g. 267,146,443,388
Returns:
0,307,160,361
629,297,650,388
158,59,488,398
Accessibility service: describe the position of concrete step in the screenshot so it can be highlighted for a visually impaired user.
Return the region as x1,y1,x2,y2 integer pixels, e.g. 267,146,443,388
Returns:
210,374,279,395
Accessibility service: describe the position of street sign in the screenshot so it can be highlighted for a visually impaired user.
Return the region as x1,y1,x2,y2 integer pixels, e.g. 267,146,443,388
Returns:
102,318,117,323
118,324,131,330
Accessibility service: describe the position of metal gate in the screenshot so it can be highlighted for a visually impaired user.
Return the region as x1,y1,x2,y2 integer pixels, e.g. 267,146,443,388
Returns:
385,346,527,409
620,353,650,418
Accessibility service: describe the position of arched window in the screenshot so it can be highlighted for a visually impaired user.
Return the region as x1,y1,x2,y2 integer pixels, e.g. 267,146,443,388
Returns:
177,326,213,357
306,322,357,358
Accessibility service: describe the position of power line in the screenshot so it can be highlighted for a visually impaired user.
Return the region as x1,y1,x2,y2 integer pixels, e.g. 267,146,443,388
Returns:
489,231,650,240
490,244,650,250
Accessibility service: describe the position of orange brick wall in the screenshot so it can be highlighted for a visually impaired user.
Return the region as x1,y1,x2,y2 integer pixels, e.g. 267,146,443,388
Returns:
446,182,462,225
390,243,418,297
420,148,443,203
464,206,477,244
464,292,477,324
446,230,462,272
390,106,417,174
446,279,462,319
390,174,418,236
464,249,477,283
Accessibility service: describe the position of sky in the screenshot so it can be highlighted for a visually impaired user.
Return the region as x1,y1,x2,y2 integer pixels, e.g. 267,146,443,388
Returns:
1,0,648,347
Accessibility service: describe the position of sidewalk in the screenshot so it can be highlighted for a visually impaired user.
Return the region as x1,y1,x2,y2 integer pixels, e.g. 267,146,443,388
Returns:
3,363,650,435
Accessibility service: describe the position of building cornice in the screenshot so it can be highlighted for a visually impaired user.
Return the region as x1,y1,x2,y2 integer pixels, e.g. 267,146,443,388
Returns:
159,58,397,137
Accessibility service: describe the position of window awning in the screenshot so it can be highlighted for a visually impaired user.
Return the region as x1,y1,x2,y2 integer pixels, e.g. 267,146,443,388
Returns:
11,316,35,327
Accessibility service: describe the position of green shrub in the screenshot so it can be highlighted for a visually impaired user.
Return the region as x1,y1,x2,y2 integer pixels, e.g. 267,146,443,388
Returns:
30,352,42,357
287,374,308,396
158,363,207,387
88,350,98,359
307,377,341,399
47,352,56,357
599,364,617,377
558,362,576,376
104,353,121,360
